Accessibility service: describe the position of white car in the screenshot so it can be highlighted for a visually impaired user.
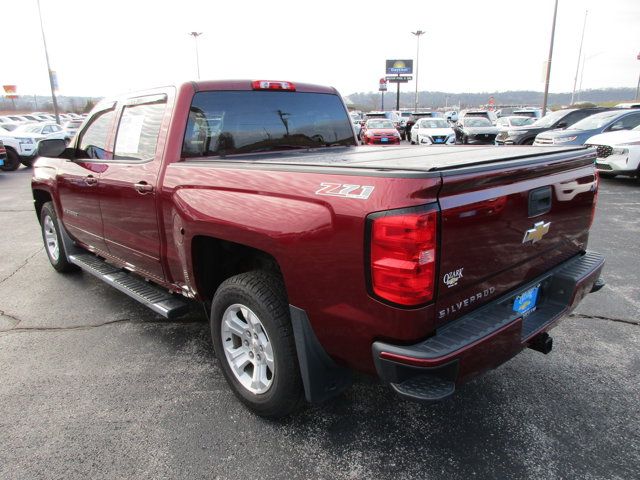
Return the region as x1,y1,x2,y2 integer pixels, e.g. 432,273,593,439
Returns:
586,125,640,178
496,115,536,131
0,122,70,170
411,117,456,145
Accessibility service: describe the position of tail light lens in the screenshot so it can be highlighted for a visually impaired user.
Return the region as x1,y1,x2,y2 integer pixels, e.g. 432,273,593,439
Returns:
369,208,438,306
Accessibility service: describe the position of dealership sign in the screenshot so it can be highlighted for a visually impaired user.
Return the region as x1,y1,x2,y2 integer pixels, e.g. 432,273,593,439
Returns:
3,85,18,99
386,59,413,75
379,78,387,91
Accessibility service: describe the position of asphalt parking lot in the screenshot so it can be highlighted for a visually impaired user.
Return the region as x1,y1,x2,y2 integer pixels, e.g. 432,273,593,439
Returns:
1,166,638,480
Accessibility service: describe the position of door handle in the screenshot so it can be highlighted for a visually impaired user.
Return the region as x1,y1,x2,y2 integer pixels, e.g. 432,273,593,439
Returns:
134,181,154,194
85,175,97,186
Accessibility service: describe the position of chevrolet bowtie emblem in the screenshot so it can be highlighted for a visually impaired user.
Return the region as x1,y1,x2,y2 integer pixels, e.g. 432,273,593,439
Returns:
522,221,551,244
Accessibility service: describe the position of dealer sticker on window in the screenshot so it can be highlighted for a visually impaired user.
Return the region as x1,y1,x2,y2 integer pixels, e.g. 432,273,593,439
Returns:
513,284,540,316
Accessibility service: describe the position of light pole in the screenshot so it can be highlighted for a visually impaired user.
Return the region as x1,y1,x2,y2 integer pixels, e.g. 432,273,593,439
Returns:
570,10,588,105
635,52,640,100
411,30,425,112
36,0,60,125
188,32,203,79
542,0,558,116
576,51,603,102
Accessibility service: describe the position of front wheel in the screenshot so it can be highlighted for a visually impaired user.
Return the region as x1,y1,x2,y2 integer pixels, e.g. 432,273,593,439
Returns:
210,271,303,418
40,202,78,273
1,149,21,171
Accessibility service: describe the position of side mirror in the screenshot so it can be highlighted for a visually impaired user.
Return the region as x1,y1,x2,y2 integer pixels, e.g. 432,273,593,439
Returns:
38,138,67,158
556,121,568,129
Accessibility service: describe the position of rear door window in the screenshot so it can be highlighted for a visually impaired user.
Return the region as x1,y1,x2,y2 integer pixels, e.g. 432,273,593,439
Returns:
182,91,355,158
114,95,166,161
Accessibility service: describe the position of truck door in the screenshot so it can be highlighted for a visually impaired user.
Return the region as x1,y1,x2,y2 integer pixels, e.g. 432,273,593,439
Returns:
97,93,169,282
56,105,116,253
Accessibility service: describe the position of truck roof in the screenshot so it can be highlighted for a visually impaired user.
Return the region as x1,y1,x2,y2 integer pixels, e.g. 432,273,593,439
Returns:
198,145,591,175
191,79,338,95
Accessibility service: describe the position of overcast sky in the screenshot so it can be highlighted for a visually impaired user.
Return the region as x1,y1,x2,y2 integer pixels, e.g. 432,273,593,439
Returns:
2,0,639,98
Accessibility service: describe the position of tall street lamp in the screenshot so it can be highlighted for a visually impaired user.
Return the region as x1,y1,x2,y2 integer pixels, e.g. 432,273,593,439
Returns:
570,10,588,105
411,30,425,111
36,0,60,125
542,0,558,116
188,32,203,79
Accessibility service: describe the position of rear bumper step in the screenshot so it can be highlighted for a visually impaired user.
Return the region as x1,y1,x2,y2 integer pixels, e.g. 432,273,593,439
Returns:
373,251,605,403
68,253,190,319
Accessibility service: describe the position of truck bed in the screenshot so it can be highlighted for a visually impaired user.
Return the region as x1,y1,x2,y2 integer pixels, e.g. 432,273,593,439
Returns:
191,145,591,174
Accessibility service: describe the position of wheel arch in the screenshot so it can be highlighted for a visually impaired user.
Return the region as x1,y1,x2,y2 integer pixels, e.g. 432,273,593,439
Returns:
190,235,284,306
32,188,53,222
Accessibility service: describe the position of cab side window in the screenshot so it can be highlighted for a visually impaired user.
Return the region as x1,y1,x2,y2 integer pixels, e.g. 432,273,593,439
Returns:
77,109,115,159
114,96,166,161
609,113,640,131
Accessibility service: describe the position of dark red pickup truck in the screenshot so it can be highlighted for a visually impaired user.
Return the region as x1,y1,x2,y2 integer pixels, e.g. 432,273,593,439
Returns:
32,80,604,417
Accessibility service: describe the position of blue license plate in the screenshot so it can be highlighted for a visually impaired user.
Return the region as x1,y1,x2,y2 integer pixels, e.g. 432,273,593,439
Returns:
381,138,388,142
513,284,540,316
434,138,444,143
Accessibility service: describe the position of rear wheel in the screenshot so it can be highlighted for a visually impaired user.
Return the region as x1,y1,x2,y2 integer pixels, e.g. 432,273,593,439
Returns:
1,149,21,171
523,138,535,145
210,271,303,418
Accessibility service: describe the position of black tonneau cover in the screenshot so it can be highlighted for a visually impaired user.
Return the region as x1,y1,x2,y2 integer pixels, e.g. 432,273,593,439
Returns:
199,145,591,173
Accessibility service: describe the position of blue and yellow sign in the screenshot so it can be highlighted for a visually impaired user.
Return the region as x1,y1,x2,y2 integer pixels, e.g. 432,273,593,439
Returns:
386,59,413,75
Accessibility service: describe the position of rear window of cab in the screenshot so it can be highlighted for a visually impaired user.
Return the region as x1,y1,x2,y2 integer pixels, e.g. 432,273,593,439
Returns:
182,91,355,158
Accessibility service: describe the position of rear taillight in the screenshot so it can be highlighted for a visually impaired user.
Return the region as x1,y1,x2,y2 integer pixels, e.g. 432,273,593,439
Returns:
251,80,296,91
369,208,438,306
589,169,599,228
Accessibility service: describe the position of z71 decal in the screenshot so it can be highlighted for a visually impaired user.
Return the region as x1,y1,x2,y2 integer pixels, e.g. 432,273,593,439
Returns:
315,183,375,200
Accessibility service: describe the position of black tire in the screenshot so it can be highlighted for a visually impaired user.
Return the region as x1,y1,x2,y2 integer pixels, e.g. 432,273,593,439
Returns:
21,158,35,168
40,202,77,273
522,138,535,145
210,271,303,418
462,135,468,144
1,148,21,171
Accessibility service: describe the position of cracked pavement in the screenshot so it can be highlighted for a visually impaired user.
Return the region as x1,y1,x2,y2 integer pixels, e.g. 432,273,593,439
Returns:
0,168,638,480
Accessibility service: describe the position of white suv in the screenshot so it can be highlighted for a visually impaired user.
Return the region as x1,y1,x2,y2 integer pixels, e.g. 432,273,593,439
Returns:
586,125,640,178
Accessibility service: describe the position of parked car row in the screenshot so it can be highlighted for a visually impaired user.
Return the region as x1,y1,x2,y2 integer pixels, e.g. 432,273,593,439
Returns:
0,111,86,125
0,119,81,171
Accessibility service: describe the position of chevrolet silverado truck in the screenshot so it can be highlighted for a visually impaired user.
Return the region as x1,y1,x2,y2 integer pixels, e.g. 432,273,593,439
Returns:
31,80,605,417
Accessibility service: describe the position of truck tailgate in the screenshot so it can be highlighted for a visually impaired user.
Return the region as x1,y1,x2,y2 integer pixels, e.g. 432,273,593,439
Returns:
435,151,597,326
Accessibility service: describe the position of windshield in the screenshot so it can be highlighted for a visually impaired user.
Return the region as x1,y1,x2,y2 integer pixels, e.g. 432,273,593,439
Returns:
367,120,395,129
417,119,449,129
570,111,622,130
65,121,83,128
14,124,42,133
182,91,355,157
465,117,491,127
511,117,535,126
532,110,569,128
0,124,19,132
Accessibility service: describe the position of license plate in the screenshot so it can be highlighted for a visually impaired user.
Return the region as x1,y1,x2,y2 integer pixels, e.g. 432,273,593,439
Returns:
513,284,540,316
381,138,388,142
434,138,443,143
